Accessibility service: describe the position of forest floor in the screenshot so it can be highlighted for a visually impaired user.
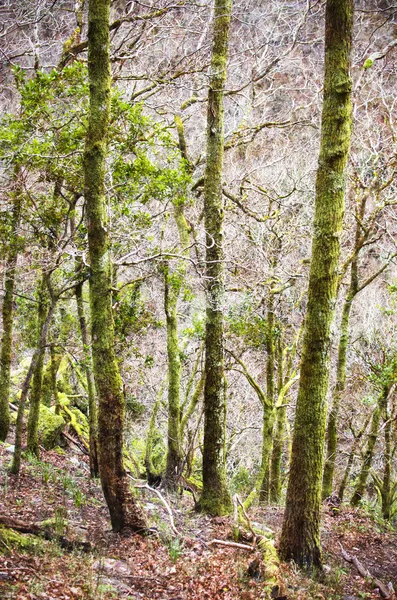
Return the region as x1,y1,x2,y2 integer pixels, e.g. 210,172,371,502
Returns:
0,438,396,600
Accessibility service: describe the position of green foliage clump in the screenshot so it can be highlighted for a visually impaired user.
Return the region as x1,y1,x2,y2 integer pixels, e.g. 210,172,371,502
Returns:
230,465,254,495
227,295,278,349
125,395,146,419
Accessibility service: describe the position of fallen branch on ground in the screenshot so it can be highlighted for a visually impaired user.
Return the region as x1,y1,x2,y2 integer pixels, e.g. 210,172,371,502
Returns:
208,539,255,550
135,482,180,536
0,514,92,552
339,542,395,599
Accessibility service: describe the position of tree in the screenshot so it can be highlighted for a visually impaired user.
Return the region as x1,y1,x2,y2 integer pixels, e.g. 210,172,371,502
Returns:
84,0,146,531
279,0,354,570
200,0,233,516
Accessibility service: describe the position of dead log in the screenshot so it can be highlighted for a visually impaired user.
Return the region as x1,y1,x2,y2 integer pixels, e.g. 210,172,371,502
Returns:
339,542,394,599
0,514,92,553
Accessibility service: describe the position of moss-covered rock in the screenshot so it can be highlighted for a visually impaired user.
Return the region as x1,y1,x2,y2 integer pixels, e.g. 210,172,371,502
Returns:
0,526,43,555
37,404,65,450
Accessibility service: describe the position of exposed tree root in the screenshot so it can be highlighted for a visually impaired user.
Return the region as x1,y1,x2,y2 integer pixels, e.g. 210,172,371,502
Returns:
339,542,395,599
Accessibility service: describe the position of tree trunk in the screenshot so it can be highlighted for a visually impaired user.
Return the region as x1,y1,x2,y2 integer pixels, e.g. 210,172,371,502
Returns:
322,192,367,498
322,291,354,498
270,337,286,504
200,0,233,516
75,278,99,478
50,345,61,415
164,203,190,490
11,299,57,475
337,413,371,501
259,297,275,503
0,188,22,442
381,401,391,520
350,390,385,507
84,0,146,531
279,0,353,570
27,275,48,457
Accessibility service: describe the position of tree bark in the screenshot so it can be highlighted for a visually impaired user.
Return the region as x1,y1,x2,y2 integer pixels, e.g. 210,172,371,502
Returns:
11,299,57,475
75,278,99,478
279,0,353,570
84,0,146,531
26,275,48,457
164,203,190,490
0,185,22,442
259,296,275,503
200,0,233,516
350,389,385,507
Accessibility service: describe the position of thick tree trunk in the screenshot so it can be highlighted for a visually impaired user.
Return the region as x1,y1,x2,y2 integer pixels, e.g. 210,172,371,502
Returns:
27,275,48,457
0,190,22,442
84,0,146,531
200,0,233,516
279,0,353,570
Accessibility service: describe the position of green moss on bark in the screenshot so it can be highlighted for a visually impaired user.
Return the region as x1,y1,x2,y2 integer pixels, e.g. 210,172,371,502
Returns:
201,0,233,517
84,0,146,531
279,0,354,570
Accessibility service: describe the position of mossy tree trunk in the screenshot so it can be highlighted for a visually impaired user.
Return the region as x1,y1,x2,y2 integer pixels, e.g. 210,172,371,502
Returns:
270,328,300,503
323,194,367,499
279,0,353,570
50,345,61,415
381,398,392,520
84,0,146,531
259,296,275,503
26,275,49,457
0,183,22,442
338,414,371,501
75,278,99,478
164,203,191,490
200,0,233,517
11,298,57,475
270,338,285,503
350,389,385,507
228,351,274,511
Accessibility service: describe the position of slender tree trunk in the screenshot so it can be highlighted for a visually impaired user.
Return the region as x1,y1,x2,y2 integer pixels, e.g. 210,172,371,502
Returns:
84,0,146,531
381,403,391,520
11,300,57,475
322,291,354,498
338,414,371,501
200,0,233,516
270,338,286,503
164,203,190,490
322,194,366,498
75,279,99,477
163,260,183,489
26,275,48,457
0,190,22,441
279,0,353,570
259,297,275,502
50,345,61,415
350,391,384,507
